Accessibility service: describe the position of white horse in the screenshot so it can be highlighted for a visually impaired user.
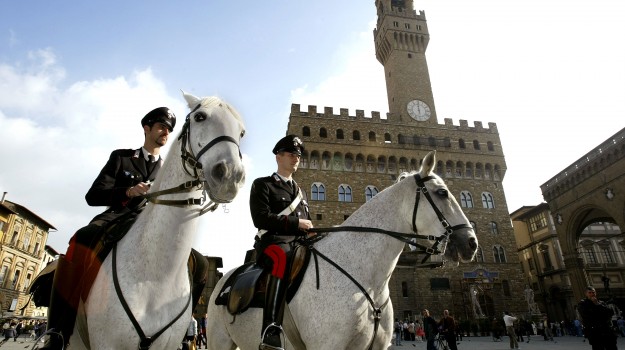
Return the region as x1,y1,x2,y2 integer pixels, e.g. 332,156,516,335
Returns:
206,151,478,350
68,92,246,350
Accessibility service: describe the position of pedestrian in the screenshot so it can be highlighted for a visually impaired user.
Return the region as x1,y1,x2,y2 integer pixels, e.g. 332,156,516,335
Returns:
408,320,416,341
1,322,16,346
422,309,438,350
250,135,313,350
183,315,197,350
578,286,617,350
196,313,207,349
416,321,425,342
439,309,458,350
616,317,625,337
542,315,555,341
394,318,403,346
15,320,23,341
503,311,519,349
521,318,532,343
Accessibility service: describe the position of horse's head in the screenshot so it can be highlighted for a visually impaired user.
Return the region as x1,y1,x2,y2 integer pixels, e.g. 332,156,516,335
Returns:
397,151,478,264
180,91,246,204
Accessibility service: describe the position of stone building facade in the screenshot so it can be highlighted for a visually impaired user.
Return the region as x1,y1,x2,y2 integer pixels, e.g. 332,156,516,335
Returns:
283,0,526,327
512,203,625,324
0,193,55,318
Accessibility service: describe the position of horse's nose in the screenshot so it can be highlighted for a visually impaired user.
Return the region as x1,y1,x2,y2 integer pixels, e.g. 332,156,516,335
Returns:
211,162,227,181
210,161,245,184
468,236,478,251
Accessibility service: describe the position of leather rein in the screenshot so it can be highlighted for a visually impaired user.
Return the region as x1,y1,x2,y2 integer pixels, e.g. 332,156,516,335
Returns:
302,173,473,350
143,103,242,216
111,104,241,350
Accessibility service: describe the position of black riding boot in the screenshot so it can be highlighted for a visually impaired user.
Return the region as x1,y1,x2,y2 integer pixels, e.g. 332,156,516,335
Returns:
39,255,81,350
259,276,287,350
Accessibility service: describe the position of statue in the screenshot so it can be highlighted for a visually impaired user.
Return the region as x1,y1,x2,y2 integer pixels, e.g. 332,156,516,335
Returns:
524,285,540,314
470,284,485,318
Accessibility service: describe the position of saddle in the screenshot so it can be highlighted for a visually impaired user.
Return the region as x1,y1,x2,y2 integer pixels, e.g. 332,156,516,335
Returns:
28,211,141,307
215,244,310,315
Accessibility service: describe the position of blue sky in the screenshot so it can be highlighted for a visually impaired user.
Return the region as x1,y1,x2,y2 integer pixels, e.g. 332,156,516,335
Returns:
1,0,624,271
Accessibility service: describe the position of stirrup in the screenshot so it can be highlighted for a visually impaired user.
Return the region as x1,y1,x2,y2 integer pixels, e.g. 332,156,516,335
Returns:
259,323,284,350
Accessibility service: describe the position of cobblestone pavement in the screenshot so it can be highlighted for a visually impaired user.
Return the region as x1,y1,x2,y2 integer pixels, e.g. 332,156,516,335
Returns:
388,334,610,350
0,334,616,350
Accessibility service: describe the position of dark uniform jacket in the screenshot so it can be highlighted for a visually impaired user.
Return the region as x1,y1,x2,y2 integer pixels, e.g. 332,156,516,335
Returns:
85,148,161,224
249,173,310,244
578,297,615,338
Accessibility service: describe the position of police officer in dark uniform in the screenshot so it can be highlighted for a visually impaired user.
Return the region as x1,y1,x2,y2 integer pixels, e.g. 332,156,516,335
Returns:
41,107,209,350
250,135,313,350
578,286,617,350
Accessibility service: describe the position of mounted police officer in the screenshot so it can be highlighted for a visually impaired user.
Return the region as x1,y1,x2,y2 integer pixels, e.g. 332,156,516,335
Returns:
40,107,209,350
250,135,313,350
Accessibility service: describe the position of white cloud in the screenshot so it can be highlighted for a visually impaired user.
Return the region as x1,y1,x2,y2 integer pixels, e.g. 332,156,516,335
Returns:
0,54,188,253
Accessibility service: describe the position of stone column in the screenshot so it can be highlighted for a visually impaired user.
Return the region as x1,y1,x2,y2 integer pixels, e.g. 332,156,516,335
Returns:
563,254,588,302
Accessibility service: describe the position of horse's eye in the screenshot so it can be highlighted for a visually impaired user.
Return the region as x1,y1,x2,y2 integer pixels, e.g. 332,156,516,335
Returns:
194,112,207,122
437,189,448,197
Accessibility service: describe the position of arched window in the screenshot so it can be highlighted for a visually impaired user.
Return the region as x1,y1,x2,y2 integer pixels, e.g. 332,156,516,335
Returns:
377,156,386,173
353,130,360,140
384,133,392,143
493,245,506,263
490,221,499,235
460,191,474,208
322,152,331,170
455,162,463,177
336,129,344,139
475,246,484,262
388,156,397,173
473,140,480,150
309,151,319,169
333,152,343,170
369,131,376,142
487,141,494,151
365,186,379,202
302,126,310,137
320,128,327,138
482,192,495,209
459,139,466,149
344,153,353,171
428,136,436,147
399,157,408,173
355,154,364,172
311,183,326,201
338,185,352,202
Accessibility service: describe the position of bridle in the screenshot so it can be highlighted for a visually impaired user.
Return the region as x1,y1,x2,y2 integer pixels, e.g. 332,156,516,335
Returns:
111,103,242,350
302,173,473,350
143,103,242,216
308,173,473,262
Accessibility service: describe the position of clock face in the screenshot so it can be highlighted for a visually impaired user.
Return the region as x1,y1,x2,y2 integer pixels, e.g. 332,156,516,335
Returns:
407,100,431,121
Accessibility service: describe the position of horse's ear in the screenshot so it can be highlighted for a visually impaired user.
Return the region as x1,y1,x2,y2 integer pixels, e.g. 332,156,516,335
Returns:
181,90,201,108
421,151,437,175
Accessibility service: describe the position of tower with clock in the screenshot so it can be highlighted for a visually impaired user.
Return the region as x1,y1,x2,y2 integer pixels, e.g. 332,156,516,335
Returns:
374,0,437,123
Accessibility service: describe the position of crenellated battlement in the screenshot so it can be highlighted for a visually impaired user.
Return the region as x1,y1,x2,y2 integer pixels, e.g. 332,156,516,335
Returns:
290,103,498,133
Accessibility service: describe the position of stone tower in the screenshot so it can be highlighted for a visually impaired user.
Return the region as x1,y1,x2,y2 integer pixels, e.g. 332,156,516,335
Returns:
374,0,438,124
286,1,526,326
